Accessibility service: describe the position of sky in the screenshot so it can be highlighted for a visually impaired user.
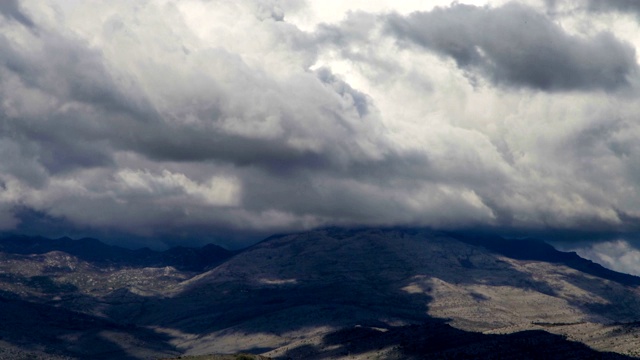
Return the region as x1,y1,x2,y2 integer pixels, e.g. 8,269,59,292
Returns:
3,1,640,255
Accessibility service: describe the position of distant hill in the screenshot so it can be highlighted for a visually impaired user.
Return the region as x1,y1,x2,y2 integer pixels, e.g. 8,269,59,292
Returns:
1,229,640,359
0,234,233,271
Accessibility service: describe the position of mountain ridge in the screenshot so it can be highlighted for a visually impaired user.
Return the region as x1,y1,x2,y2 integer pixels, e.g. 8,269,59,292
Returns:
1,228,640,359
0,234,233,272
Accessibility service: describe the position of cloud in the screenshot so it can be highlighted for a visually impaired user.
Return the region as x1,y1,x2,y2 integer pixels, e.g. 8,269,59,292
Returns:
562,240,640,276
114,169,240,207
584,0,640,14
1,0,640,248
386,2,638,91
0,0,33,28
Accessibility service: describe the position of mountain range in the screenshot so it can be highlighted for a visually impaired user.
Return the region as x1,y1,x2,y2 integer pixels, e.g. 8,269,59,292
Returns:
1,229,639,359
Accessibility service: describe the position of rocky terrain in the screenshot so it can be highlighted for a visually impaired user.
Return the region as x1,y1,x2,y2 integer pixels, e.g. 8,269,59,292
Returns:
1,229,640,359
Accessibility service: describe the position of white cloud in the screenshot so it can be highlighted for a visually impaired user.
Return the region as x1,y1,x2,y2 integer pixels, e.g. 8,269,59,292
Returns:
287,0,503,31
567,240,640,277
115,169,241,207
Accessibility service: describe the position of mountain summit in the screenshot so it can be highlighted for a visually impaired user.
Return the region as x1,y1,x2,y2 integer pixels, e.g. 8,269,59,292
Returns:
1,229,639,359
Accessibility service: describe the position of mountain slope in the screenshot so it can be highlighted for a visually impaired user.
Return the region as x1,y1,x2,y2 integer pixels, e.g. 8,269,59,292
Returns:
0,290,179,359
1,229,640,359
140,229,640,358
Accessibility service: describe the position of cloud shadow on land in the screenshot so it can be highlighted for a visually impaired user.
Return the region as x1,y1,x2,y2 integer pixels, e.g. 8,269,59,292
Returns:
0,290,179,359
1,229,639,358
283,323,632,359
93,228,640,359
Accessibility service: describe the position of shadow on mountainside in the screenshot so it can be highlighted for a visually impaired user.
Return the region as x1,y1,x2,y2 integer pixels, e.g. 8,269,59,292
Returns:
0,291,179,359
280,323,633,359
2,228,640,359
108,229,640,358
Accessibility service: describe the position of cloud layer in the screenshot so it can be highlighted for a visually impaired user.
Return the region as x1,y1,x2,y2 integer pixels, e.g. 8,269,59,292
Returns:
2,0,640,247
387,2,637,91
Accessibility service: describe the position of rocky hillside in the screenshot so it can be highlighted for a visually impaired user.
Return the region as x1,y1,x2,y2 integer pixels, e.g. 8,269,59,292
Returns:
1,229,640,359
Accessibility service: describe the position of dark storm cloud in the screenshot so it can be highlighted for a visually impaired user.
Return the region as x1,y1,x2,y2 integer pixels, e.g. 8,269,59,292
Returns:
386,2,638,91
0,32,145,174
0,0,33,28
0,0,406,240
584,0,640,14
3,0,640,247
117,64,386,172
0,25,381,176
546,0,640,18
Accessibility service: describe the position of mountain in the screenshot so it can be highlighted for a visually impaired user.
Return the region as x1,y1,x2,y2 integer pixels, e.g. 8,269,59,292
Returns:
1,229,640,359
0,234,233,271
